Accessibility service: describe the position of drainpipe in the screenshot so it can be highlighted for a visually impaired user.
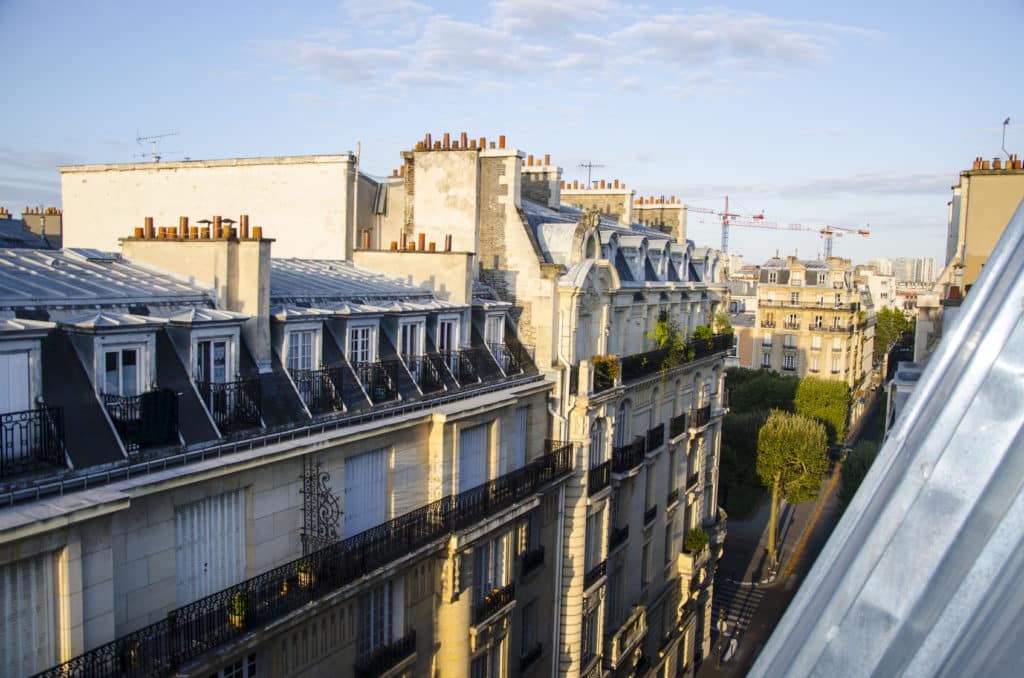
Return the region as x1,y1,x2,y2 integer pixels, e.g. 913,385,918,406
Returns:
550,481,567,676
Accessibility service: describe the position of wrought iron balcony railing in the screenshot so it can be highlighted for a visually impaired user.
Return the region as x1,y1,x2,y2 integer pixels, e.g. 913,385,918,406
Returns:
0,406,64,478
403,355,445,395
472,582,515,625
588,460,610,495
670,412,687,439
102,389,179,453
687,472,701,490
354,629,416,678
619,333,733,383
196,379,261,434
609,525,629,552
760,320,776,328
644,505,658,526
647,423,665,451
353,361,400,404
487,342,523,376
521,545,545,577
611,436,645,474
37,444,573,678
289,366,344,415
666,487,679,506
783,322,801,330
439,350,477,387
519,642,543,671
690,404,711,429
584,559,607,590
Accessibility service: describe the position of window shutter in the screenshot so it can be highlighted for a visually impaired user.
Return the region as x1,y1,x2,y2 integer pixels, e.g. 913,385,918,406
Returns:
512,407,528,470
458,424,489,492
175,489,247,606
344,448,389,536
0,551,57,677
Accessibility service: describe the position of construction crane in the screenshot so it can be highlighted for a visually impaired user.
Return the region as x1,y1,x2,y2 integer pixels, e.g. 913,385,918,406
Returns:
687,195,869,257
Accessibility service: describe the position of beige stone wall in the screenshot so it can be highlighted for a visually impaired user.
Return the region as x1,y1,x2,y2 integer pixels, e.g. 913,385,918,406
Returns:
59,156,356,259
409,149,481,255
353,250,475,306
634,204,687,243
560,188,634,225
959,170,1024,287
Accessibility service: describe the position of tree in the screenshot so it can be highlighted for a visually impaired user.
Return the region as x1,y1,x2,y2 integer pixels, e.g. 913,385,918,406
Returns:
873,307,912,363
794,377,850,444
715,311,733,334
756,410,829,566
839,440,879,506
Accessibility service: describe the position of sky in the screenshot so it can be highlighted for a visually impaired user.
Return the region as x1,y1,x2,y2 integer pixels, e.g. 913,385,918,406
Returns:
2,0,1023,266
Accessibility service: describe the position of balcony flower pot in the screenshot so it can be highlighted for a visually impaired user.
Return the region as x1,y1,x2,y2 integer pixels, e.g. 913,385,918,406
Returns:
227,592,248,629
296,560,314,589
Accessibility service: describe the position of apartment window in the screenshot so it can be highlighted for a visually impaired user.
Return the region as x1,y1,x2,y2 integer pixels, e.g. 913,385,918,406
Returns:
1,551,59,677
590,418,607,467
645,465,657,512
359,580,396,656
613,401,630,448
585,507,605,574
816,294,825,305
516,511,539,556
761,352,771,368
474,533,510,601
345,447,388,535
209,653,256,678
641,539,653,588
762,332,772,347
767,271,777,283
0,350,30,414
484,314,504,345
813,315,823,328
459,423,489,492
783,354,796,371
810,356,820,372
833,316,842,329
286,329,315,371
471,639,504,678
811,335,822,351
789,292,799,304
437,317,458,353
832,356,841,373
195,339,229,383
399,321,423,360
582,605,600,666
512,406,528,470
520,600,538,658
835,293,843,306
347,324,376,365
664,523,674,564
818,273,827,285
764,312,774,325
784,335,797,349
103,347,141,396
832,337,842,352
175,490,246,605
786,313,798,327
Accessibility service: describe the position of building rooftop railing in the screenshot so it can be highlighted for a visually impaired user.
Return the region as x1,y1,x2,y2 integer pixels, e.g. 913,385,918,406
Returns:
403,354,445,395
646,423,665,451
353,360,400,404
102,389,180,454
196,378,261,434
618,333,732,384
290,366,344,415
36,443,573,678
0,406,64,478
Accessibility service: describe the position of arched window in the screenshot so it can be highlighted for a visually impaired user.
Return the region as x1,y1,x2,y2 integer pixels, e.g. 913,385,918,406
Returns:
590,418,607,467
614,400,631,448
585,234,598,259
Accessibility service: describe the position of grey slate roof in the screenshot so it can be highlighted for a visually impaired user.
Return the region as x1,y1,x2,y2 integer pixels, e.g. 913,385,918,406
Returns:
0,218,53,249
270,259,435,303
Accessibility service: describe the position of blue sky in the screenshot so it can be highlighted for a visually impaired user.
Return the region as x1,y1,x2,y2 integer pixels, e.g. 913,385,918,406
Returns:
3,0,1022,265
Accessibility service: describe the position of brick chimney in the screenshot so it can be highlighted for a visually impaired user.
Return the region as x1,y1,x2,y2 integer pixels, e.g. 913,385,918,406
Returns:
521,153,562,209
634,198,688,243
561,181,635,225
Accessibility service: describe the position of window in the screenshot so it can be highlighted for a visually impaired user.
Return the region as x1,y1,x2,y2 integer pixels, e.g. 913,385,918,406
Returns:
399,321,422,360
484,314,504,345
104,347,140,395
0,350,30,414
813,315,823,328
784,335,797,349
811,335,822,351
810,356,820,372
520,600,538,659
459,424,489,492
175,490,246,605
761,352,771,368
613,402,630,448
512,407,528,470
209,654,257,678
347,325,375,365
786,313,798,328
833,316,842,329
196,339,229,383
287,330,315,371
835,293,843,306
767,271,777,283
582,605,600,666
832,337,842,352
664,523,674,563
590,418,606,467
1,551,59,677
789,292,799,304
645,465,657,512
818,273,827,285
471,640,504,678
832,356,841,373
762,332,772,347
585,507,605,574
359,581,395,656
474,533,509,601
816,294,825,305
641,539,653,588
782,354,796,371
438,317,458,354
345,447,388,535
516,511,539,556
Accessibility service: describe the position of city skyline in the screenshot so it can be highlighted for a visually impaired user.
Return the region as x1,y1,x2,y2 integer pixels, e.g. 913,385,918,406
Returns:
2,0,1023,264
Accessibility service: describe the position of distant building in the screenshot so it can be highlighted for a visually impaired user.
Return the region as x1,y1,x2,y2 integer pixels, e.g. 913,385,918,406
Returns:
855,266,900,312
726,280,758,368
0,206,57,248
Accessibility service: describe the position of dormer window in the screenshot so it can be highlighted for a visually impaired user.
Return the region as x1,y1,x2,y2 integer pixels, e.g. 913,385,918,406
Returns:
347,323,377,366
287,330,316,371
104,347,141,396
399,320,424,360
195,339,228,384
768,271,778,283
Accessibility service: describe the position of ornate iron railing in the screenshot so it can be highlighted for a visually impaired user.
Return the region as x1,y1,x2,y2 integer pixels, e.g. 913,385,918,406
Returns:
487,342,522,376
644,505,657,526
519,641,543,671
403,355,445,395
670,412,687,439
35,444,573,678
647,423,665,451
289,366,344,415
619,333,733,383
353,361,400,404
611,437,645,474
102,389,179,453
584,559,607,590
687,472,700,490
440,350,478,387
521,545,545,577
609,525,629,552
353,629,416,678
0,406,64,477
588,460,610,495
690,404,711,429
196,379,261,433
616,609,646,659
666,487,679,506
472,582,515,625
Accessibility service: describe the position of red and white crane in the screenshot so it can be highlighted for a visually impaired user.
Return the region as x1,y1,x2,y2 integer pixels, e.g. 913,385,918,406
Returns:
687,195,869,257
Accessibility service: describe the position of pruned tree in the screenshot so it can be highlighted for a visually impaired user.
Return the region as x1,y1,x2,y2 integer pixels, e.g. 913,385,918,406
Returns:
756,409,829,566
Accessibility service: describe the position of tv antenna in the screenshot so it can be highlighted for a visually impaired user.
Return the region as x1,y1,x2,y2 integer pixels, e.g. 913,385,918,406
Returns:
578,160,605,187
1002,117,1011,160
136,131,179,162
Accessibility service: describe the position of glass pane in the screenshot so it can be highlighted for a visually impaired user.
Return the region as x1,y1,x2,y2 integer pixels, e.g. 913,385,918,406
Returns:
213,342,227,383
104,351,119,394
121,349,139,396
196,341,210,381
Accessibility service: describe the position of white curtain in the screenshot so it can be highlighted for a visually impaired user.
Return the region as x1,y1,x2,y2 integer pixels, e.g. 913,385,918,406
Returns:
0,550,57,677
345,448,389,536
175,489,247,605
459,424,489,492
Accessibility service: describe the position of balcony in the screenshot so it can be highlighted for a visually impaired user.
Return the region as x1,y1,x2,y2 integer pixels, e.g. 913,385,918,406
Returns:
760,320,776,328
690,404,711,429
644,505,657,526
609,525,629,553
783,322,801,330
290,366,344,415
611,436,645,474
670,412,687,439
197,378,261,433
686,472,700,491
608,605,647,669
619,333,732,384
584,559,607,590
38,444,573,678
102,388,180,453
818,324,852,333
0,406,64,478
588,460,611,495
353,361,400,404
487,342,525,376
646,423,665,451
677,548,709,579
354,630,416,678
666,487,679,507
472,582,515,625
403,355,445,395
521,545,545,577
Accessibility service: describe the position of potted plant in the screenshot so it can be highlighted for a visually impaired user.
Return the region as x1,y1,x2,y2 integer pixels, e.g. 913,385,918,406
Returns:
296,559,314,589
684,527,709,554
592,354,620,391
227,591,248,629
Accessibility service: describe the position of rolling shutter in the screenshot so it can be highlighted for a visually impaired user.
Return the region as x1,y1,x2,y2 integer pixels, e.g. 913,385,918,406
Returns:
0,551,57,677
345,448,388,536
458,424,489,492
512,407,528,471
175,489,247,605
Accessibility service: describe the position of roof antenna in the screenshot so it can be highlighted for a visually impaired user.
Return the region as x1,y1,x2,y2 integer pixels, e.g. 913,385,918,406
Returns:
1003,117,1011,160
578,160,605,187
136,131,180,162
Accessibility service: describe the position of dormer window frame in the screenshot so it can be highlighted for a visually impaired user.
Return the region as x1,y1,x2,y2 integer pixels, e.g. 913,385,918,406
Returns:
190,326,241,384
767,271,778,283
93,332,156,397
436,313,462,354
0,337,44,415
397,316,427,360
346,320,379,366
284,321,323,372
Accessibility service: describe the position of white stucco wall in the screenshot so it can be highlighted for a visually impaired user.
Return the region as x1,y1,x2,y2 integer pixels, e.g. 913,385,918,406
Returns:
59,155,355,259
410,150,480,254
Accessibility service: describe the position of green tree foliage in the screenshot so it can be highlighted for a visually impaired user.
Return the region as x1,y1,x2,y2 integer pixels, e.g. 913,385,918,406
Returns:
874,307,913,363
794,377,851,444
728,370,799,413
684,527,709,553
719,410,769,517
715,311,733,334
839,440,879,506
756,410,829,564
